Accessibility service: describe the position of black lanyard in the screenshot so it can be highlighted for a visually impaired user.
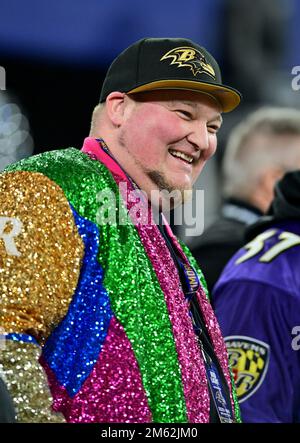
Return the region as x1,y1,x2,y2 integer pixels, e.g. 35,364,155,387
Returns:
158,218,234,423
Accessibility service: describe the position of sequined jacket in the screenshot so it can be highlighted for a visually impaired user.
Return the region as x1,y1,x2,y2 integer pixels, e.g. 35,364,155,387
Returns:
0,137,240,422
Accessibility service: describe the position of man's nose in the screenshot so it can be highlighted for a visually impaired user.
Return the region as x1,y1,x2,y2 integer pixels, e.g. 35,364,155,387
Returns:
186,121,209,151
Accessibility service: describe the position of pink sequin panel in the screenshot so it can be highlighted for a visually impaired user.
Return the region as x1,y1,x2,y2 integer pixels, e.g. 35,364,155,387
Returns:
41,317,152,423
164,223,235,416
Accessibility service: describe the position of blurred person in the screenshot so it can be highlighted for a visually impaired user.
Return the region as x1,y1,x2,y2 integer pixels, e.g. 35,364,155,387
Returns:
0,93,33,171
192,107,300,293
213,170,300,422
0,38,242,423
222,0,289,104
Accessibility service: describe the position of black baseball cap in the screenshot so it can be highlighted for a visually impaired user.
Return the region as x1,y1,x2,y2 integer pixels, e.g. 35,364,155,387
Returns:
100,37,241,113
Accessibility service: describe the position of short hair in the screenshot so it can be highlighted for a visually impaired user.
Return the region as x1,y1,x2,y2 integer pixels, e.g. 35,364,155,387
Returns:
222,107,300,199
89,103,105,137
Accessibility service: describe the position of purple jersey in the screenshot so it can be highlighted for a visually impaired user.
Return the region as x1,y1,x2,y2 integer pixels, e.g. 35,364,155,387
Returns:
213,220,300,423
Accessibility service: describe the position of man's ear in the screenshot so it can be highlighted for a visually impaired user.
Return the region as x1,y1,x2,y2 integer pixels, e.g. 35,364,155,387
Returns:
263,167,284,195
257,167,284,212
105,92,127,126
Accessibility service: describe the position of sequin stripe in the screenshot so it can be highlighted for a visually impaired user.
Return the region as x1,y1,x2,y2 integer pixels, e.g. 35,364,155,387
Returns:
229,367,242,422
194,287,236,417
42,205,113,398
165,234,237,420
160,227,237,420
41,317,152,423
178,249,238,420
111,172,210,423
179,241,241,421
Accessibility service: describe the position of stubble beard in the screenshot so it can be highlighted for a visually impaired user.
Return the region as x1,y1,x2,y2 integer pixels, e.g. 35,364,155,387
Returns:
146,170,193,206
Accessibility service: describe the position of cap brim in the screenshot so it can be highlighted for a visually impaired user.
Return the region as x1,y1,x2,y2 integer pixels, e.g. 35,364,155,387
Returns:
127,79,241,113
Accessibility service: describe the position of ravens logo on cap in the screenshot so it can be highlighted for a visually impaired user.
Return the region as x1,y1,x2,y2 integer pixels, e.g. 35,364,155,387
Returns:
160,46,216,79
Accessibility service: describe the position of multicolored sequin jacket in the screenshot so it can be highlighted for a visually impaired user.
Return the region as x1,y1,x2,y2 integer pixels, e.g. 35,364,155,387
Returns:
0,137,240,422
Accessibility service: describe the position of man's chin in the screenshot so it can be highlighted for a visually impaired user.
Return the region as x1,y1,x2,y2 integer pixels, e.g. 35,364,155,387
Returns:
146,170,193,206
161,181,193,206
180,188,193,204
149,188,192,212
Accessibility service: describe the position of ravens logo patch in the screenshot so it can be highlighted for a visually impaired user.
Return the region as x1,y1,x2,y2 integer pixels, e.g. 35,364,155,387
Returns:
225,336,270,403
160,46,216,79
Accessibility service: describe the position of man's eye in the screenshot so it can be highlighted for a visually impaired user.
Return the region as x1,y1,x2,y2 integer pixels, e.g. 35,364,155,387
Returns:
175,110,192,119
207,125,220,133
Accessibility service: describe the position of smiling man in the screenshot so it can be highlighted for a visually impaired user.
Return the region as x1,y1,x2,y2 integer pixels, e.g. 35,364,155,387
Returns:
0,38,241,423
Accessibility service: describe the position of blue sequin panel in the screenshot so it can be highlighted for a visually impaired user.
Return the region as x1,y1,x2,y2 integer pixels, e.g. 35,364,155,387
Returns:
42,205,113,397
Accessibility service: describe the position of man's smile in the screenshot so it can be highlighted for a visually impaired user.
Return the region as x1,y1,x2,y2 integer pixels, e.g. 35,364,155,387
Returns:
168,148,194,164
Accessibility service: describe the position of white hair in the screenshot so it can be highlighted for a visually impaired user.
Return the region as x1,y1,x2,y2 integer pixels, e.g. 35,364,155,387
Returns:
89,103,105,137
222,107,300,199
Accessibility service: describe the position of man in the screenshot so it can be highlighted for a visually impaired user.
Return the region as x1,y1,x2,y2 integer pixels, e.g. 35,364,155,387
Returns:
213,170,300,422
0,38,241,422
192,107,300,293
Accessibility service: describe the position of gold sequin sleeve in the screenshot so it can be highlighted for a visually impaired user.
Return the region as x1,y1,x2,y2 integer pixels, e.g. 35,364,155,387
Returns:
0,171,85,421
